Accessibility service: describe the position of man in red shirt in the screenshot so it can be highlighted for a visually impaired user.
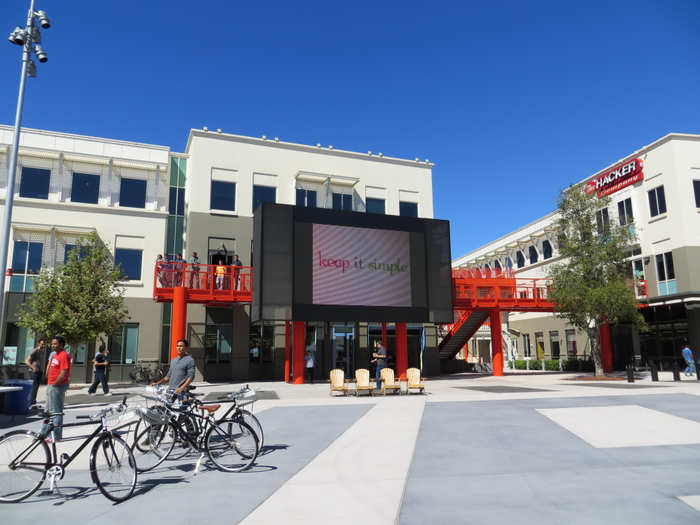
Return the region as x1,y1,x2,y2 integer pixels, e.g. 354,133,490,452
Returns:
40,337,71,441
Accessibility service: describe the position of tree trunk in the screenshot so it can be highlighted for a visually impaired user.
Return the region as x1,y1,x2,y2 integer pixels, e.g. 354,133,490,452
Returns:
588,327,604,376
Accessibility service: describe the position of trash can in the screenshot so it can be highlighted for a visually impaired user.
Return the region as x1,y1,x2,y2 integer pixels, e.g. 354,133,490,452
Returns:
3,379,33,415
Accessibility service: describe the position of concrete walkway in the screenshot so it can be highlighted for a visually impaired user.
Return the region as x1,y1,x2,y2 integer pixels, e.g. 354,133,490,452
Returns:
1,371,699,524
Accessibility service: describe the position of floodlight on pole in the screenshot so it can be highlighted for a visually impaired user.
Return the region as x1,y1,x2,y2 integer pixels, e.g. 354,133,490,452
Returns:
0,0,52,333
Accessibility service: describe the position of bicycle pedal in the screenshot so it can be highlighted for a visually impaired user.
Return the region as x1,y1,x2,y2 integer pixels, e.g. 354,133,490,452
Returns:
60,453,70,464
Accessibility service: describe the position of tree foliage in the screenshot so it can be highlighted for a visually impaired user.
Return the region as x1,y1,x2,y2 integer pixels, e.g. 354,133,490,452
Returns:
548,184,645,375
17,232,129,349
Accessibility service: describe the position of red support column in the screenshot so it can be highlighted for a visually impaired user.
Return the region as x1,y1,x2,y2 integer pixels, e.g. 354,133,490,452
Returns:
600,323,613,373
171,285,187,360
284,321,291,383
489,310,503,377
292,321,306,384
395,322,408,380
381,322,387,349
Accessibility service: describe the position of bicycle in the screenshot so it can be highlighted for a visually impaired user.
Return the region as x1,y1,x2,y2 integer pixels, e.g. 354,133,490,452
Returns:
131,387,259,474
0,397,137,503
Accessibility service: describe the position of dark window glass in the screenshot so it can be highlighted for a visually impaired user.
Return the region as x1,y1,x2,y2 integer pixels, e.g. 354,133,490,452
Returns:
252,185,276,211
64,244,88,263
529,245,538,264
596,208,609,235
366,197,385,214
664,252,675,280
119,178,147,208
11,241,42,274
494,260,502,271
694,180,700,208
505,257,513,269
169,187,184,215
114,248,143,280
399,201,418,217
109,323,139,364
648,186,667,217
617,198,633,225
19,167,50,199
332,193,352,211
656,254,665,281
543,240,553,259
71,173,100,204
296,189,317,208
549,331,560,359
516,251,525,268
210,180,236,211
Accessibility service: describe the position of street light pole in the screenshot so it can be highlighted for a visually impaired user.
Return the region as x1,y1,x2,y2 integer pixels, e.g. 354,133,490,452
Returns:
0,0,48,326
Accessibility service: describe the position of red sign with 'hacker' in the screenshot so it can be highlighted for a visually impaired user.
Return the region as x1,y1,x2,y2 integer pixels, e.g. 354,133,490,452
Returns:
584,158,644,198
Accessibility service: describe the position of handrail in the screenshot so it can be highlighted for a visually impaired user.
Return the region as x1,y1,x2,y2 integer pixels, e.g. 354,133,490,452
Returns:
152,261,253,304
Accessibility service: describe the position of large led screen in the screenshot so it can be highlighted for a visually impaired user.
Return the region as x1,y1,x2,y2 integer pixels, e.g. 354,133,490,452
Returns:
313,224,412,307
252,203,453,323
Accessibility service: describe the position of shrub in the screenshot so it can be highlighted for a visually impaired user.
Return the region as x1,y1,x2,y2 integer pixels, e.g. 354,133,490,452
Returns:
545,359,561,371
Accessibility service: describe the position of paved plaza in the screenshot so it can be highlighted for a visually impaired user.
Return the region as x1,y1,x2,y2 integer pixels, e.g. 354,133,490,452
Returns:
2,371,700,524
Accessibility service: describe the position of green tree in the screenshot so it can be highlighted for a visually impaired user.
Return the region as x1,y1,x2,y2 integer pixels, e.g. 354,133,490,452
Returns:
18,232,129,351
548,184,645,376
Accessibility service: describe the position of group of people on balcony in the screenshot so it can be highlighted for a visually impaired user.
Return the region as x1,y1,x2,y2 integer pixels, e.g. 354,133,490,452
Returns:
156,253,243,291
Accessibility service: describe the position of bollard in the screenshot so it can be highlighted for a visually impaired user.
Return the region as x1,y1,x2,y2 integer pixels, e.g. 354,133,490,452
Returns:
526,359,529,371
672,359,681,381
542,359,545,371
626,364,634,383
559,358,563,372
650,361,659,382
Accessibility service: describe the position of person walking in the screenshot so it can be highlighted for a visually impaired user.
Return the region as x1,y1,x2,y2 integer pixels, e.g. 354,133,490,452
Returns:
151,339,195,394
681,341,695,376
371,340,388,389
40,337,71,441
305,349,314,384
87,344,111,395
24,338,46,408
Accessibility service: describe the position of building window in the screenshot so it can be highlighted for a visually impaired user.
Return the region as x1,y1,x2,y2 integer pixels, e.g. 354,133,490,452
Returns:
296,188,317,208
535,332,544,359
694,180,700,208
70,173,100,204
542,240,553,260
595,208,610,235
522,334,531,357
494,260,502,271
399,201,418,217
253,185,276,212
617,198,633,226
19,167,50,199
366,197,385,214
64,244,87,263
114,248,143,281
119,178,147,209
516,251,525,268
656,251,676,296
10,240,42,292
109,323,139,364
648,185,667,217
505,257,513,269
210,180,236,212
549,331,560,359
565,329,577,358
205,308,232,364
169,187,185,215
528,246,538,264
332,193,352,211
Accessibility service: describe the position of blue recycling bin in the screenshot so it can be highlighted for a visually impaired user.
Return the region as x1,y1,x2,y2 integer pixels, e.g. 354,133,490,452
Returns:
3,379,33,415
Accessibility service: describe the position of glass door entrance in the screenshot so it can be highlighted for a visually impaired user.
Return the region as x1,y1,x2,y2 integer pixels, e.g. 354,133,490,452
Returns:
332,324,355,377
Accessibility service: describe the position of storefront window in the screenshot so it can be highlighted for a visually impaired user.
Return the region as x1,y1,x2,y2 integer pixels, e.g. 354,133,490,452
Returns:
565,329,577,358
549,331,560,359
109,324,139,364
205,307,232,363
656,252,676,295
522,334,531,357
535,332,544,359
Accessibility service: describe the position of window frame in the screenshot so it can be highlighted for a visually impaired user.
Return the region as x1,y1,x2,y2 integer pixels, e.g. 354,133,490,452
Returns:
595,207,610,235
655,251,676,295
296,188,317,208
648,185,667,218
114,248,143,281
119,177,147,209
522,334,531,358
252,185,276,212
210,180,237,212
366,197,386,215
109,323,139,365
399,201,418,217
694,180,700,208
70,172,100,205
617,197,634,226
19,167,51,200
332,193,352,211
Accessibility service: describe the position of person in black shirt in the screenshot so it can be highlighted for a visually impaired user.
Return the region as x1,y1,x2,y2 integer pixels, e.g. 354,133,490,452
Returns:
24,338,46,407
87,344,111,395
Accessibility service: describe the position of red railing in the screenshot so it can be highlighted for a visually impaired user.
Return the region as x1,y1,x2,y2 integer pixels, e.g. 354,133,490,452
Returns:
452,270,554,311
153,262,253,304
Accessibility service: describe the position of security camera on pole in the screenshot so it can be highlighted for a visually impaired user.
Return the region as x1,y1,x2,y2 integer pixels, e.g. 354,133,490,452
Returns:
0,1,51,320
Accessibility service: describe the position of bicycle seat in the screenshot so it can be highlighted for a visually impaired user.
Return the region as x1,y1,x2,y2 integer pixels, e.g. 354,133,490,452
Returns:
200,404,221,413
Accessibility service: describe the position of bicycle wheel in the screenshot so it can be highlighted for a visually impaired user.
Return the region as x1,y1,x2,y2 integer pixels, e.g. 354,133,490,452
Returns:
238,410,264,452
206,420,258,472
131,422,176,473
90,434,137,503
166,414,196,460
0,430,50,503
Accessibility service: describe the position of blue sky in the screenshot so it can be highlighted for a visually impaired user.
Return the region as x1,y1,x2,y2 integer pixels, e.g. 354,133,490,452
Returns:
1,1,698,258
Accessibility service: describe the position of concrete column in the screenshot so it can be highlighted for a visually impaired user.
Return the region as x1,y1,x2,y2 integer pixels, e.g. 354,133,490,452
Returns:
490,310,504,376
396,322,408,380
171,286,186,360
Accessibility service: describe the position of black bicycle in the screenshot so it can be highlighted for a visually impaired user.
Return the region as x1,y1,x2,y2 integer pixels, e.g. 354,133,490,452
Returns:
0,398,137,503
132,389,258,474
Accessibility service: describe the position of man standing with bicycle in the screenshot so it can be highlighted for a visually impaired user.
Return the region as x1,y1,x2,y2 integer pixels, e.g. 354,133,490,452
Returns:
151,339,195,394
40,337,71,441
